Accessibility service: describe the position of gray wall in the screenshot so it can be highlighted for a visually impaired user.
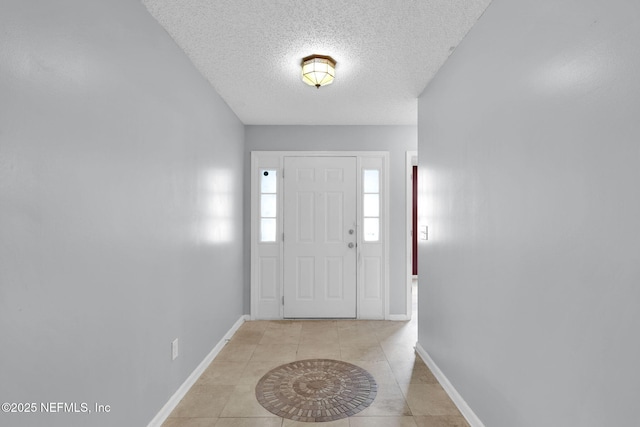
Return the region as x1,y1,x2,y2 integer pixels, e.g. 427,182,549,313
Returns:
417,0,640,426
0,1,244,426
245,125,417,316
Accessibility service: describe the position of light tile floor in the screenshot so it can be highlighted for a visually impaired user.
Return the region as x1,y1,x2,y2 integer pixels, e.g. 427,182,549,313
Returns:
162,285,469,427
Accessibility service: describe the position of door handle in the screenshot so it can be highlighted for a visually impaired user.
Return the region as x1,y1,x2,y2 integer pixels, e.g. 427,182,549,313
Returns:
348,242,355,248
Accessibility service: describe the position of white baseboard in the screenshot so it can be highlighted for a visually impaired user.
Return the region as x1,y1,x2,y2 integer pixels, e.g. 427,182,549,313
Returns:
388,314,411,321
147,315,250,427
415,342,485,427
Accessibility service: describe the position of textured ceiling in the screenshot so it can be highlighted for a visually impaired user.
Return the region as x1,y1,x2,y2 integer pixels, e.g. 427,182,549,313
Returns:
142,0,491,125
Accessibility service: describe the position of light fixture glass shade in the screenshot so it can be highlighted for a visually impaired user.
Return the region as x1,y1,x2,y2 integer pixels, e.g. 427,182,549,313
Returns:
301,54,336,88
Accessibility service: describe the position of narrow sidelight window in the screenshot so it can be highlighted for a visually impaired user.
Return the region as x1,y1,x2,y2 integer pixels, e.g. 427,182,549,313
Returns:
260,169,277,242
363,169,380,241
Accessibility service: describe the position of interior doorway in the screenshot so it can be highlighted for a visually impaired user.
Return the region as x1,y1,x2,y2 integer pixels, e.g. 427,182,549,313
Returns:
405,151,418,319
412,165,418,276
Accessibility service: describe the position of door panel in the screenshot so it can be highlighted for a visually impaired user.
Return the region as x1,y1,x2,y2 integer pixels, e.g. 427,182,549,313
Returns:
325,257,344,299
296,257,314,299
297,192,315,242
284,156,357,318
325,193,344,241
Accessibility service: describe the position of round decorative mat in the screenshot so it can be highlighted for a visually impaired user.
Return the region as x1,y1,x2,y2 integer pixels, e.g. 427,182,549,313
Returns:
255,359,377,422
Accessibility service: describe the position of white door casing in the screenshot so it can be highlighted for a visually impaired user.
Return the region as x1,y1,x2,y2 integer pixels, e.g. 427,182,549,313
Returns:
283,156,357,318
251,151,389,320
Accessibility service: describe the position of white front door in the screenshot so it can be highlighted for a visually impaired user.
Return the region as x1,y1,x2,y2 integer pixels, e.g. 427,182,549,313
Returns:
283,156,357,318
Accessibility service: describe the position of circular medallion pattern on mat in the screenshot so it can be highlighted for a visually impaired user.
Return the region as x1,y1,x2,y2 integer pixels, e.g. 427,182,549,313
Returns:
255,359,377,422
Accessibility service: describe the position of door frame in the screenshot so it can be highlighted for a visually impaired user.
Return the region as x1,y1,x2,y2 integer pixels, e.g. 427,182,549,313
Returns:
405,151,418,320
251,151,390,320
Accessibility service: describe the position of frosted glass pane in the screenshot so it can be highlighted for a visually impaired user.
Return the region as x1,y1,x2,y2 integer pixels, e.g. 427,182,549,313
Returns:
261,218,276,242
363,194,379,217
261,194,277,218
261,169,277,193
363,218,379,242
363,169,379,193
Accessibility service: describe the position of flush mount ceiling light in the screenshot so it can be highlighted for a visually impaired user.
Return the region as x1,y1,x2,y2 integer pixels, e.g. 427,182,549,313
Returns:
301,54,336,88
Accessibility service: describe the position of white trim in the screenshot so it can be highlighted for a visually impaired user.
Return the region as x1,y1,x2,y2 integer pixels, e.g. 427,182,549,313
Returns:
250,153,284,320
415,342,485,427
146,315,249,427
383,153,391,320
388,314,410,321
356,155,363,320
405,151,417,319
